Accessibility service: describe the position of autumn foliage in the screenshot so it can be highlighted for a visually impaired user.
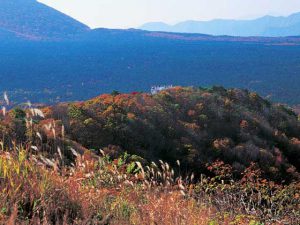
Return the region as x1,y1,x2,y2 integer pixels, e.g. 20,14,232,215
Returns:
43,86,300,182
0,86,300,224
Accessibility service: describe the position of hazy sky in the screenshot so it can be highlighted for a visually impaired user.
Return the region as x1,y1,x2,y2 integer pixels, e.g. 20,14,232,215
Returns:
38,0,300,29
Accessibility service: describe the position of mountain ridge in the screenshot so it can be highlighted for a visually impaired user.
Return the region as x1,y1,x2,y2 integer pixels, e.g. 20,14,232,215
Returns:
140,12,300,37
0,0,90,40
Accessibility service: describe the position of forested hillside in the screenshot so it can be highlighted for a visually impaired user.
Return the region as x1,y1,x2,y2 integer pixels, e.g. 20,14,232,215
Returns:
0,87,299,224
0,0,89,39
1,1,299,224
3,86,300,181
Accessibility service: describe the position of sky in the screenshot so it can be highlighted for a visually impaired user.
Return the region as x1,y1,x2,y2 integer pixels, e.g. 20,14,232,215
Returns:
38,0,300,29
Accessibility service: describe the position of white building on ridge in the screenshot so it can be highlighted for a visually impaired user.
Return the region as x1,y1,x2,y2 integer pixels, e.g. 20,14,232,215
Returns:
151,85,173,95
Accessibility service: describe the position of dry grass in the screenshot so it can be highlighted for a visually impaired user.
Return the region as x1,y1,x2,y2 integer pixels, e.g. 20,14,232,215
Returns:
0,148,298,224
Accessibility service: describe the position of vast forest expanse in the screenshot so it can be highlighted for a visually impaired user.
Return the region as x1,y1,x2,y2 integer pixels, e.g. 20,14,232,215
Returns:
2,32,300,105
1,0,300,106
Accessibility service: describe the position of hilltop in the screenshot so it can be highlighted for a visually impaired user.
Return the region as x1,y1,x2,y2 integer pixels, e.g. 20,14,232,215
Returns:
0,0,89,40
4,86,299,181
49,87,300,180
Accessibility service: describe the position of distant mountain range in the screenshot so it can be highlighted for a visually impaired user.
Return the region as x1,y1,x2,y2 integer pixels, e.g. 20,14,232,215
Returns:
1,0,300,106
140,13,300,37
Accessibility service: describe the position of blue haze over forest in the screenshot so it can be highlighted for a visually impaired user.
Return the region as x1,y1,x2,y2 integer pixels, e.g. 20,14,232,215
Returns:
0,0,300,105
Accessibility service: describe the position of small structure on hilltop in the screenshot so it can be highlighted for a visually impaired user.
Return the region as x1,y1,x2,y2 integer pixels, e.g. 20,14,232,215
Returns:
151,85,173,95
